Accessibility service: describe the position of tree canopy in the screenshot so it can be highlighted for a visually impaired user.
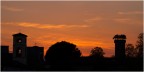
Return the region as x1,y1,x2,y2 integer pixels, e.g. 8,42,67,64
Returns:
45,41,81,65
125,44,136,58
90,47,105,58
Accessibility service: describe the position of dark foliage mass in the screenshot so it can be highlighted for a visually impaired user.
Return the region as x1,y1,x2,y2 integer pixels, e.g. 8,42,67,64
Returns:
45,41,81,65
136,33,143,57
125,44,136,58
90,47,105,58
125,33,143,58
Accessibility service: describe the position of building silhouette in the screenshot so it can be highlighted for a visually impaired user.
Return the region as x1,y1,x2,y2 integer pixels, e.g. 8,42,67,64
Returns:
27,46,44,65
13,33,44,65
1,45,13,69
1,46,10,64
113,34,126,59
1,46,9,55
13,33,27,64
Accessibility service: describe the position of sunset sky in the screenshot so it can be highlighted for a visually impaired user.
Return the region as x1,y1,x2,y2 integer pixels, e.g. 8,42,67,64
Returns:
1,1,143,57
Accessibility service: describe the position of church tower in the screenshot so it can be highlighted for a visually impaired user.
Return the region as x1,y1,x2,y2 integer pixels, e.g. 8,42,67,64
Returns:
13,33,27,64
113,34,126,59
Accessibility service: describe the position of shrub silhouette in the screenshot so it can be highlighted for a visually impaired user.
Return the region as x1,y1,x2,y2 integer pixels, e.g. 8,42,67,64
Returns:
90,47,105,58
45,41,81,65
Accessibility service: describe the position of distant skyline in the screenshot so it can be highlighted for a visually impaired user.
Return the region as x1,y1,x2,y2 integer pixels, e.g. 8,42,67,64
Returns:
1,1,143,57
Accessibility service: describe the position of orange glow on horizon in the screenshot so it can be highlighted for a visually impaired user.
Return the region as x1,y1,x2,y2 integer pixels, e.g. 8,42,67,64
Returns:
1,1,142,57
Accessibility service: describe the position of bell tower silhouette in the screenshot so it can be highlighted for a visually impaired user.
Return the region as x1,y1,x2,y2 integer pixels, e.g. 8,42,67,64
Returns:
113,34,126,59
13,33,27,64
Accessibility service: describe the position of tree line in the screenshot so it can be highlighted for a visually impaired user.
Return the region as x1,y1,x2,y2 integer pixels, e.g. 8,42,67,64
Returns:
44,33,143,65
126,33,143,58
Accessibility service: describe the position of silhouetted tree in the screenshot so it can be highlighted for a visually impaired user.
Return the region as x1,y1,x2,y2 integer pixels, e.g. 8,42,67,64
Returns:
125,44,136,58
45,41,81,65
136,33,143,58
90,47,105,58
